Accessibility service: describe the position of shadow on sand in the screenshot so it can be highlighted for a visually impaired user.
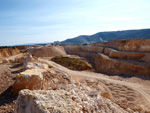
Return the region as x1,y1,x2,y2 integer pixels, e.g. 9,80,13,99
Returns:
0,86,17,106
10,63,24,74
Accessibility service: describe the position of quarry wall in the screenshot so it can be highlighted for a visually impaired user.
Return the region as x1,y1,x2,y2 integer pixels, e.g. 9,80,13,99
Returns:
64,45,150,76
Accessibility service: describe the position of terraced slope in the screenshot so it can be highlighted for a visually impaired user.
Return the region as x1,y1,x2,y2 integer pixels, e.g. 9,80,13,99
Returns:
63,39,150,76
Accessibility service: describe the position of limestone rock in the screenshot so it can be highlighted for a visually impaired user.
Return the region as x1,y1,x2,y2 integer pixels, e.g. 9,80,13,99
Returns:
12,62,71,94
12,55,49,94
23,55,48,70
24,62,48,70
12,72,43,94
15,84,129,113
14,89,80,113
86,90,99,96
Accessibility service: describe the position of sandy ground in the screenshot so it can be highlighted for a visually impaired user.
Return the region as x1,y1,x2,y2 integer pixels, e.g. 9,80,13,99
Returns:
0,64,16,113
0,63,23,113
40,58,150,111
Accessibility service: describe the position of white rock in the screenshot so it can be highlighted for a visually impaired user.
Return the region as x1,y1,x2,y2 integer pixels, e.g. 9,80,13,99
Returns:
86,90,99,96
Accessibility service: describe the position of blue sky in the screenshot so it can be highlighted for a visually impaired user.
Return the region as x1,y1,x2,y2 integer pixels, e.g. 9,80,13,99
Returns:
0,0,150,46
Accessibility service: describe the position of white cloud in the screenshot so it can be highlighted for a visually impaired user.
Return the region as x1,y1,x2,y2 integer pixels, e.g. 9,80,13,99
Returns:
105,17,138,21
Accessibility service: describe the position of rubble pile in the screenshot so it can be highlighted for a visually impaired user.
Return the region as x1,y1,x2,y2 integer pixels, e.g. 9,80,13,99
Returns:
12,55,71,94
15,83,130,113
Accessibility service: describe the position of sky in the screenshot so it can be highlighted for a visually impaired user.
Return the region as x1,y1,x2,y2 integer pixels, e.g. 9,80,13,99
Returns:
0,0,150,46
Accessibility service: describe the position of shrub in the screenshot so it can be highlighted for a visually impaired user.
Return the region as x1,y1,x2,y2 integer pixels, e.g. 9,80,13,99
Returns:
51,56,92,71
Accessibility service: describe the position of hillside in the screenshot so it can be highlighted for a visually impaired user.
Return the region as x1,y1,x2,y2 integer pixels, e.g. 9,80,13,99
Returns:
61,28,150,45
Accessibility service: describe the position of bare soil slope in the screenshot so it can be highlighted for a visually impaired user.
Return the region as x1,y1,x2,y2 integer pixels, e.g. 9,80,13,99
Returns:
0,64,19,113
27,46,66,57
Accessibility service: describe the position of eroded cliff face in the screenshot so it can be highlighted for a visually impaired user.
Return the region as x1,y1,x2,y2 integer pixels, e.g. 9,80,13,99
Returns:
0,48,20,57
94,39,150,52
0,48,20,63
64,45,150,62
94,53,150,76
64,40,150,76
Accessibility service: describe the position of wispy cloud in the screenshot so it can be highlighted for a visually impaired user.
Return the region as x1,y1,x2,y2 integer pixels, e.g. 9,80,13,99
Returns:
0,0,150,46
105,16,138,21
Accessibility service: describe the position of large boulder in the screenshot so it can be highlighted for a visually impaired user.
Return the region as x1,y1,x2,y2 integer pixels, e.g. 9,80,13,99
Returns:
12,55,49,94
14,85,129,113
12,71,44,94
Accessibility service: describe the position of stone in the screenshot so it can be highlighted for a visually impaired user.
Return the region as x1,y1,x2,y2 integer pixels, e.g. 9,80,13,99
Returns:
2,59,9,63
14,85,129,113
14,89,80,113
12,55,50,94
12,72,44,94
86,90,99,96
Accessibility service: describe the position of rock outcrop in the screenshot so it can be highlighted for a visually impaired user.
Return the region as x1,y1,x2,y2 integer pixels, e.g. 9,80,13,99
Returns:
12,55,48,94
12,73,44,94
14,84,129,113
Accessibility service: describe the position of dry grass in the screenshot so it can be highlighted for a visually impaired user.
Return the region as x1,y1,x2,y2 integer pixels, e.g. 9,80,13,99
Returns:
51,56,92,71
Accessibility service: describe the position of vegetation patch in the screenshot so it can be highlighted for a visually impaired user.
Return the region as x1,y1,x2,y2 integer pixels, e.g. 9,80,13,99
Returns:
51,56,92,71
0,46,26,50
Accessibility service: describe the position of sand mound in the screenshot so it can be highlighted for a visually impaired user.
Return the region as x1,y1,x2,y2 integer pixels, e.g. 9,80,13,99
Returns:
27,46,66,57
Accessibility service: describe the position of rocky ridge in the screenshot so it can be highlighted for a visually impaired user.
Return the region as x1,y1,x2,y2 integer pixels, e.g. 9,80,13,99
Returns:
61,29,150,45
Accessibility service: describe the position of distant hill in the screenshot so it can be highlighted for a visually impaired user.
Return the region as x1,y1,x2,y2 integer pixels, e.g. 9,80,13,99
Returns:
61,28,150,45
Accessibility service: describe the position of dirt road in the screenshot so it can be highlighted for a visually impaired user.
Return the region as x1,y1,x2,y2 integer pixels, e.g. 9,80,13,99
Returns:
40,58,150,111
